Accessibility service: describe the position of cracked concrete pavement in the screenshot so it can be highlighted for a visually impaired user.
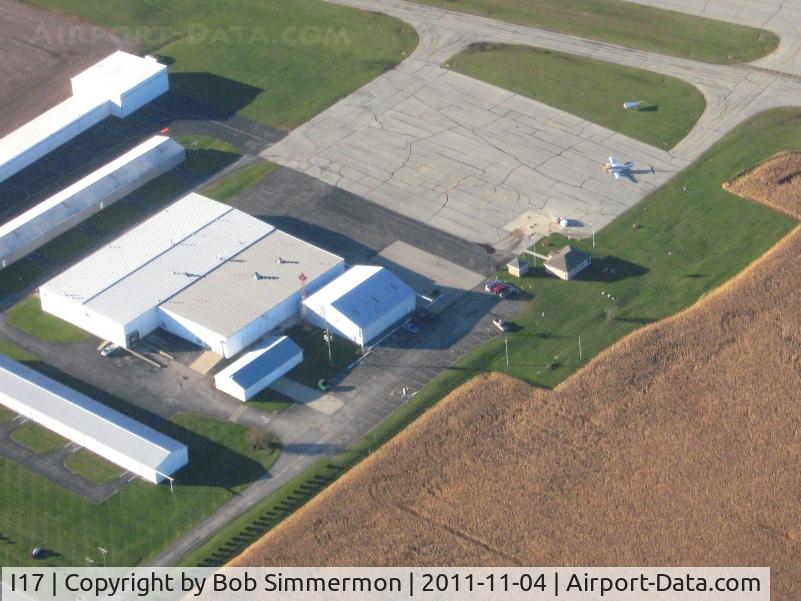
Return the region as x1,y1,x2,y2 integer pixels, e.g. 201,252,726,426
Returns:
263,0,801,254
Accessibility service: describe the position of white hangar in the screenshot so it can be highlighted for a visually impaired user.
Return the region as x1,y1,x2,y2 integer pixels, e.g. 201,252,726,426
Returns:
214,336,303,402
0,354,187,484
0,135,184,269
0,51,168,184
40,193,344,357
303,265,416,347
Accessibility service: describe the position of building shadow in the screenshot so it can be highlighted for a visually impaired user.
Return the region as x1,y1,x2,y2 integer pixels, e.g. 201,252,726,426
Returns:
20,360,269,490
157,71,263,121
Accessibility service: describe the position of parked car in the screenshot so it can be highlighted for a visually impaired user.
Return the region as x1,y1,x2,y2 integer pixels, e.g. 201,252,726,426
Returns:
492,317,508,332
486,281,517,298
100,343,118,357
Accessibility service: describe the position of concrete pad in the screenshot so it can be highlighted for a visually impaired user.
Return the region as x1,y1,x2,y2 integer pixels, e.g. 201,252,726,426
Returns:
372,240,485,311
271,0,801,257
270,377,344,416
190,351,222,375
265,61,675,254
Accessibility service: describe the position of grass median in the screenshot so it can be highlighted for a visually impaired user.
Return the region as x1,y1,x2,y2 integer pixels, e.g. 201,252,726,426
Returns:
413,0,778,64
447,44,705,149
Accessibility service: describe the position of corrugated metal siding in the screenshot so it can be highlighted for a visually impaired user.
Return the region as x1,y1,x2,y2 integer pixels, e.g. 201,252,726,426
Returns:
0,137,184,265
40,194,274,325
304,266,416,330
161,229,344,337
87,207,273,324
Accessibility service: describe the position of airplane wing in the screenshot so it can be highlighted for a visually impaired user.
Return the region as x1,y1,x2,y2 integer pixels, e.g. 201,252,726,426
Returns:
608,156,616,166
613,171,621,180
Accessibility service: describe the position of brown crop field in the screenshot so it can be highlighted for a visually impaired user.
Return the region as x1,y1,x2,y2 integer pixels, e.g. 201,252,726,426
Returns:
0,0,131,137
724,151,801,217
234,155,801,598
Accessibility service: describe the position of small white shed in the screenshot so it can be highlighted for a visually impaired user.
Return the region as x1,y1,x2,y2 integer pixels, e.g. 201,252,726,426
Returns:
214,336,303,402
302,265,416,347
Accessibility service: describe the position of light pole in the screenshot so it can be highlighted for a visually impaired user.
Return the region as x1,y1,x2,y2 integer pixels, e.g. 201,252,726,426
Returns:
98,547,108,570
505,337,509,367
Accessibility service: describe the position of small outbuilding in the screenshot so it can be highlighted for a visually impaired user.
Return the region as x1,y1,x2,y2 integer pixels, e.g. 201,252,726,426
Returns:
507,257,529,278
543,245,592,281
214,336,302,402
302,265,416,347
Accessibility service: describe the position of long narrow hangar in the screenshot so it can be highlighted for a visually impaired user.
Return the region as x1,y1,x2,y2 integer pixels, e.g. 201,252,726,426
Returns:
0,51,168,183
39,194,345,358
0,355,187,484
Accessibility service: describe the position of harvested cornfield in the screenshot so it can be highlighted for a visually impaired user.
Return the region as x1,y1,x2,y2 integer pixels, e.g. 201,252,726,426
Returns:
234,168,801,598
724,151,801,216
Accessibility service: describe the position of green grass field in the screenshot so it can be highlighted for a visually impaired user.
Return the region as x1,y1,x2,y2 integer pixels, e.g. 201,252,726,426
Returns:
413,0,777,64
284,323,362,388
182,107,800,566
64,450,124,485
30,0,417,130
0,407,282,566
6,296,89,344
201,160,278,202
10,423,68,455
447,44,705,149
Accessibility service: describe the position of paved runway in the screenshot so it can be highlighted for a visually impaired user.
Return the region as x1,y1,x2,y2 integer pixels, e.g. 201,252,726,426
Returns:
263,0,801,253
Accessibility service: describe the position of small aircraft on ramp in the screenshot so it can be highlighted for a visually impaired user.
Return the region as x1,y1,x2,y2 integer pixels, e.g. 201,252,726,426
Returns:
603,156,636,180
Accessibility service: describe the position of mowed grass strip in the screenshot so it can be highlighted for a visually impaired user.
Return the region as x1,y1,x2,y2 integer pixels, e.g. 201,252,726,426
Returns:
412,0,777,64
447,44,705,150
10,423,68,454
7,296,88,344
284,323,362,389
64,450,123,485
30,0,417,129
202,160,277,202
0,409,281,566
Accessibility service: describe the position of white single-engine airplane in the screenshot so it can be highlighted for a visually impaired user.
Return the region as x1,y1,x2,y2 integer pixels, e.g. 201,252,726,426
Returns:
603,156,636,179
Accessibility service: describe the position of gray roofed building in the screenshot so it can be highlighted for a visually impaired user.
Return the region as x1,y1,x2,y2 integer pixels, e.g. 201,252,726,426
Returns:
543,245,592,281
162,229,343,340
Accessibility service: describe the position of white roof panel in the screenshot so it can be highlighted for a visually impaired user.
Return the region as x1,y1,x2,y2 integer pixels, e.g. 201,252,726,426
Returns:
303,265,415,328
70,51,166,101
0,136,183,259
87,207,273,324
0,95,108,167
0,355,185,469
43,194,241,300
162,229,343,337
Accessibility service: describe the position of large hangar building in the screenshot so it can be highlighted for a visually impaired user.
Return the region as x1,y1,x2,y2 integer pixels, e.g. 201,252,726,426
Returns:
303,265,416,347
40,194,344,357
